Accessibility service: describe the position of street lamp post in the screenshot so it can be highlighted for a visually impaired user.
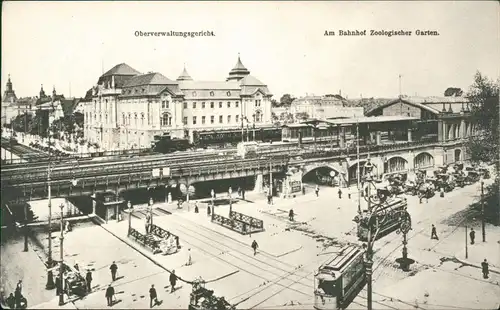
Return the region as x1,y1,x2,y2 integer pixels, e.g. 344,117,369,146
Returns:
395,207,414,271
127,201,132,235
228,187,233,214
481,181,485,242
45,161,55,290
58,203,65,306
23,203,29,252
148,197,154,228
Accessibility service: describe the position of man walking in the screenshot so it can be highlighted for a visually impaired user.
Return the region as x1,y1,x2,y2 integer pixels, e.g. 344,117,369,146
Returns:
289,209,294,222
481,259,489,279
86,270,93,292
431,224,439,240
315,185,319,197
105,284,115,307
338,188,342,199
110,261,118,281
469,227,476,245
169,270,178,293
186,248,192,266
251,240,259,256
149,284,158,308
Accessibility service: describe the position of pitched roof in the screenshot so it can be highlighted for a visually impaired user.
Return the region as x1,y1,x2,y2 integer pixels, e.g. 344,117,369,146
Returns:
60,98,81,116
101,63,141,77
122,72,177,87
239,75,266,86
177,67,193,81
178,81,241,90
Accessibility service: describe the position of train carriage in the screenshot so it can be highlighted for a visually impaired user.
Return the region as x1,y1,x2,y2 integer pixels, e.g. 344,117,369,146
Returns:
314,245,366,310
355,198,408,242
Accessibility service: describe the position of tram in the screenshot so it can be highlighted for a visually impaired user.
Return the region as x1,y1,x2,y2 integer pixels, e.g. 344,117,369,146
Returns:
151,134,191,154
192,127,281,148
314,245,366,310
356,198,408,242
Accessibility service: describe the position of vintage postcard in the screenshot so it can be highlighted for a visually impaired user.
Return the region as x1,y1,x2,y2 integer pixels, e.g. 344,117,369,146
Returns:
1,1,499,310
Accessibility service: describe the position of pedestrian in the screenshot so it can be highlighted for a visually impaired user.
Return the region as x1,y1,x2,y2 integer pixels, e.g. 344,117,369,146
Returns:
338,188,342,199
169,270,178,293
431,224,439,240
16,280,22,295
302,186,306,195
315,185,319,197
289,209,294,222
149,284,158,308
348,188,351,199
86,270,93,292
194,202,199,213
105,284,115,307
186,248,192,266
207,205,211,216
110,261,118,281
14,288,23,309
241,188,246,200
237,187,242,197
6,292,15,309
251,240,259,256
481,259,489,279
440,187,444,198
176,236,180,249
470,227,475,245
145,216,150,234
74,263,80,272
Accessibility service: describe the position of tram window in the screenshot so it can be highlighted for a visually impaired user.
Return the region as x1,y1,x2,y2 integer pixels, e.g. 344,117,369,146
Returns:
318,280,336,295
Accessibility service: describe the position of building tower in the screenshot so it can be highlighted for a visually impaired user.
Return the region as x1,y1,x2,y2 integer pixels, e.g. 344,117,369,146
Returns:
177,64,193,81
2,74,17,103
226,54,250,82
40,84,46,98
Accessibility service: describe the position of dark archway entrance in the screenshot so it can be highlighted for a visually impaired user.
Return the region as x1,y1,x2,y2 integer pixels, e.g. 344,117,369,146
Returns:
303,166,344,186
454,149,462,162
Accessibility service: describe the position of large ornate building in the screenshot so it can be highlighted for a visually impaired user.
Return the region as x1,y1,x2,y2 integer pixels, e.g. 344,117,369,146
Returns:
82,56,273,150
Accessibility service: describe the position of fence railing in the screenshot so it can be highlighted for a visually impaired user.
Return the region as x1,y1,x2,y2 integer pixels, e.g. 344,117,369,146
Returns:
211,213,253,235
149,224,179,241
128,227,158,252
229,210,264,232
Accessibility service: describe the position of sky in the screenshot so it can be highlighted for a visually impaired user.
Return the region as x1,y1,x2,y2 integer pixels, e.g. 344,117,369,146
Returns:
2,1,499,100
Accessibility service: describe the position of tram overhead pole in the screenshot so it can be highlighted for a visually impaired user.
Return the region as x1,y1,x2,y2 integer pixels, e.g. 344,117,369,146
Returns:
58,203,65,306
481,181,485,242
356,118,361,214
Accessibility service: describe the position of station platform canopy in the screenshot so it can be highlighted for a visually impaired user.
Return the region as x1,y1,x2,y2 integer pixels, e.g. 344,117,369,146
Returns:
297,115,419,127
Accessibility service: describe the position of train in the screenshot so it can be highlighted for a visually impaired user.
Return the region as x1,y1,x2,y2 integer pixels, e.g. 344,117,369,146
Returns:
152,127,282,154
314,245,366,310
355,198,408,242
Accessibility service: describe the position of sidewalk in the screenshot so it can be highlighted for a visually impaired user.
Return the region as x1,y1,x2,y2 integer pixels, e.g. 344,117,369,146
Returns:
0,233,56,308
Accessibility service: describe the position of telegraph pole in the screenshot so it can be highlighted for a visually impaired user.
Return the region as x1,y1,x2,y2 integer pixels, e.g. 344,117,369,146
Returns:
269,160,273,199
356,119,361,214
465,225,468,259
127,201,132,235
58,204,65,306
365,171,373,310
481,181,485,242
46,118,55,290
23,203,29,252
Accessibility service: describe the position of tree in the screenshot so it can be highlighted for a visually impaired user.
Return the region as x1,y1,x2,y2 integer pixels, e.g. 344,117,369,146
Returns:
466,71,499,225
271,99,280,107
280,94,296,107
444,87,463,97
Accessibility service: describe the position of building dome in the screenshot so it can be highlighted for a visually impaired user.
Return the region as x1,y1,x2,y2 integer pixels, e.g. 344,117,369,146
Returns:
226,54,250,81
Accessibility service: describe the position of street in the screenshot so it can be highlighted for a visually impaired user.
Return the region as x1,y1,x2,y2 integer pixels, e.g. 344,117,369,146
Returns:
1,180,499,309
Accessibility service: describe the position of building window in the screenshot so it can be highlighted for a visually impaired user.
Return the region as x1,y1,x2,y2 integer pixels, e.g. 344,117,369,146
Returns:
202,102,206,108
236,101,239,108
128,113,131,125
255,111,262,122
141,113,145,126
161,113,172,126
227,115,231,123
192,91,197,97
105,113,108,124
162,100,170,109
227,91,231,97
183,117,188,125
210,116,214,124
134,113,138,126
255,100,261,107
193,102,197,109
193,116,197,125
219,115,223,123
183,102,187,109
210,102,214,108
202,116,206,124
219,102,223,108
236,115,240,123
227,102,231,108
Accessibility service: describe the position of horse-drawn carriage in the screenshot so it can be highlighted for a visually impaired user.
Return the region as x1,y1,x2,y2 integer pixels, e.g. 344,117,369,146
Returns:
189,278,235,310
433,173,455,192
49,262,87,297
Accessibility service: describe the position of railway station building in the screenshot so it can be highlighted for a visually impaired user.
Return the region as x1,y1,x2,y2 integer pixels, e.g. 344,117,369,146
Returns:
81,56,273,150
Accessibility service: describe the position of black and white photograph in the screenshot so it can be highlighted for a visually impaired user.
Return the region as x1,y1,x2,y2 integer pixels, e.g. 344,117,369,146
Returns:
1,1,499,309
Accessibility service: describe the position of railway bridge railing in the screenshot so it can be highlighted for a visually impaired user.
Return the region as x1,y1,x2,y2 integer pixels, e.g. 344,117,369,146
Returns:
229,210,264,233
